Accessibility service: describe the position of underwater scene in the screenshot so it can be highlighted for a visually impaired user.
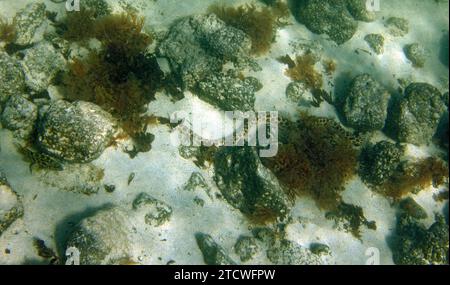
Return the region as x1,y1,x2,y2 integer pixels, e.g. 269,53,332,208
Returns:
0,0,448,266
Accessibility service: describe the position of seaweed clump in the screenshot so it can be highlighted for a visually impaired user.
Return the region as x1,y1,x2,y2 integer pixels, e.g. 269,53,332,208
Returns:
0,16,16,44
262,114,358,210
282,53,323,90
62,12,164,142
208,2,289,55
59,8,97,42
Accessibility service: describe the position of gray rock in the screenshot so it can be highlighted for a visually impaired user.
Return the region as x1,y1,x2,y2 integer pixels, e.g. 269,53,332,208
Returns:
1,94,37,139
267,239,322,265
295,0,358,44
234,236,259,262
346,0,377,22
195,233,236,265
214,147,292,221
399,197,428,220
197,71,261,111
364,33,384,54
158,14,254,89
390,83,446,145
343,74,390,132
309,243,331,255
359,141,403,186
12,3,47,46
393,214,449,265
385,17,409,37
20,42,66,92
65,207,134,265
404,43,427,68
0,173,24,237
0,52,26,105
132,193,172,227
37,100,116,163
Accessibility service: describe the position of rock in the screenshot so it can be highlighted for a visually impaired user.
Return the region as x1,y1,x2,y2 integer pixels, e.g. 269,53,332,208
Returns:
345,0,376,22
309,243,331,255
0,52,26,105
214,147,292,222
1,94,37,139
0,172,24,237
392,214,449,265
197,71,261,111
12,3,47,46
286,81,313,105
295,0,358,45
132,193,172,227
65,207,135,265
158,14,254,89
267,239,322,265
399,197,428,220
195,233,236,265
183,172,212,198
234,236,259,262
364,33,384,54
385,17,409,37
359,141,403,186
404,43,427,68
390,83,446,145
37,100,116,163
342,74,390,132
20,42,66,92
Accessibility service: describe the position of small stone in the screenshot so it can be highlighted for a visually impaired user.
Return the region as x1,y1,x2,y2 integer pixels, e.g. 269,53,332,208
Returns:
399,197,428,220
1,94,38,139
195,233,236,265
234,236,259,262
37,100,116,163
193,197,205,207
286,81,312,104
0,52,26,105
385,17,409,37
13,3,47,46
310,243,331,255
404,43,427,68
364,34,384,54
20,42,66,92
132,193,172,227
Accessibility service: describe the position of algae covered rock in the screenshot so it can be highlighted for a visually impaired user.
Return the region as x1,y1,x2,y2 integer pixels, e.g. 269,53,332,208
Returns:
389,83,446,145
342,74,390,132
0,52,26,105
12,2,47,46
234,235,260,262
132,193,173,227
399,197,428,220
195,233,236,265
1,94,37,139
392,214,449,265
0,172,24,237
404,43,427,68
267,239,322,265
359,141,403,186
385,17,409,37
158,14,253,89
65,207,134,265
345,0,377,22
295,0,358,44
20,42,66,92
364,33,384,54
214,147,292,223
37,100,116,163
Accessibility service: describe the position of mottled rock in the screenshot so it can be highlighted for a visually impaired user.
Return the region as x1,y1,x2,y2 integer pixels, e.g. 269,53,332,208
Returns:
12,3,47,45
132,193,172,227
1,94,37,139
214,147,291,221
197,71,261,111
65,207,134,265
359,141,403,186
267,239,322,265
234,236,259,262
309,243,331,255
37,100,116,163
399,197,428,220
0,173,24,237
392,214,449,265
364,33,384,54
342,74,390,132
346,0,376,22
404,43,427,68
390,83,446,145
385,17,409,37
295,0,358,44
286,81,313,105
0,52,26,105
158,14,254,89
20,42,66,92
195,233,236,265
